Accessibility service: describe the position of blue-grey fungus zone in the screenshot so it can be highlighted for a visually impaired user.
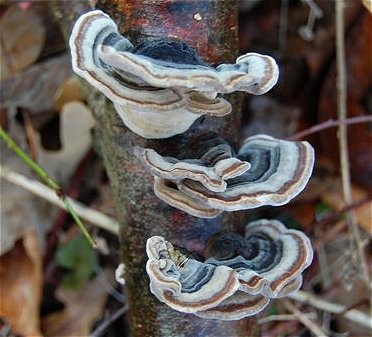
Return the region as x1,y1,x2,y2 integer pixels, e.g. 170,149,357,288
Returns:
70,10,279,138
131,39,208,67
204,219,313,298
146,219,313,320
134,134,250,195
141,134,314,217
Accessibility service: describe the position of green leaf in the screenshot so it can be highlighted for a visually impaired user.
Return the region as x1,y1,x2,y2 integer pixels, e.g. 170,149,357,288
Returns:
56,234,98,289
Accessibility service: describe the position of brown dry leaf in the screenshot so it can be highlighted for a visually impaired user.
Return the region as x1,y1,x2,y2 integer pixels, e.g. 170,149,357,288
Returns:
0,54,72,119
41,270,113,336
1,101,94,254
53,77,85,111
37,101,95,185
321,183,372,234
0,230,43,336
0,4,46,80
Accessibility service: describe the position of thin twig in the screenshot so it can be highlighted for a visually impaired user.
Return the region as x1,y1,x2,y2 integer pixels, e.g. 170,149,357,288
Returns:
312,197,370,229
316,226,333,332
89,305,129,337
258,312,317,324
278,0,289,54
0,165,119,234
0,127,96,246
21,109,38,161
287,115,372,140
313,220,347,250
335,0,370,288
282,299,329,337
289,290,372,329
313,197,370,249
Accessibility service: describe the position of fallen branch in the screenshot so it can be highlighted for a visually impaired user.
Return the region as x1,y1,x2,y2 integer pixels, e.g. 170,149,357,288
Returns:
288,290,372,329
0,165,119,235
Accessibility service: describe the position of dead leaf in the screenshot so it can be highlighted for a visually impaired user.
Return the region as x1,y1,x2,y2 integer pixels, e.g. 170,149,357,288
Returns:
53,77,84,112
0,231,43,336
41,270,113,336
0,54,73,119
0,4,46,80
0,101,94,254
321,183,372,235
37,101,95,185
0,121,55,254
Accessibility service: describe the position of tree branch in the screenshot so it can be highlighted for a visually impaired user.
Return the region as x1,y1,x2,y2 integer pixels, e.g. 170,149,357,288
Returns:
51,1,258,336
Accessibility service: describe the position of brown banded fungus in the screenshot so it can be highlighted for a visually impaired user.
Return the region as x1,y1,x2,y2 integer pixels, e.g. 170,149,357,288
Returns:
204,219,313,298
153,178,222,218
140,135,314,217
69,10,279,138
134,135,250,193
146,219,313,320
146,236,240,313
195,292,270,321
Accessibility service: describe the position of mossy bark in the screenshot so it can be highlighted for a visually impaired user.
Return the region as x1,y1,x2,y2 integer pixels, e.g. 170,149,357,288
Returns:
52,0,259,336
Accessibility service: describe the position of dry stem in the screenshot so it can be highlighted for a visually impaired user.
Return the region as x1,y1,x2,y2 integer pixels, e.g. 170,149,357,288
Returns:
287,115,372,140
289,290,372,329
0,165,119,234
334,0,370,288
282,299,329,337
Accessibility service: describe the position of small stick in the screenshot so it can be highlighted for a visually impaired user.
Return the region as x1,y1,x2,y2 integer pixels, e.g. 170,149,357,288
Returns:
258,312,317,324
0,165,119,235
89,305,129,337
287,115,372,140
289,290,372,329
312,197,370,228
313,198,370,249
0,127,96,246
21,109,38,161
335,0,370,288
282,299,329,337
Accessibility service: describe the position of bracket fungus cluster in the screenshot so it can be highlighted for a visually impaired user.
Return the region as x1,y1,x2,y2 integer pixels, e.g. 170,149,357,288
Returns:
69,10,279,138
136,134,315,217
69,9,316,323
146,219,313,320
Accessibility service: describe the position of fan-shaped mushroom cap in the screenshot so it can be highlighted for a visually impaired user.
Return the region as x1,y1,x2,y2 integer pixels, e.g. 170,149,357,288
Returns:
148,135,314,217
204,219,313,298
146,219,313,319
98,42,279,95
179,135,315,211
153,178,221,218
70,10,279,138
146,236,240,313
135,136,250,192
69,10,186,111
